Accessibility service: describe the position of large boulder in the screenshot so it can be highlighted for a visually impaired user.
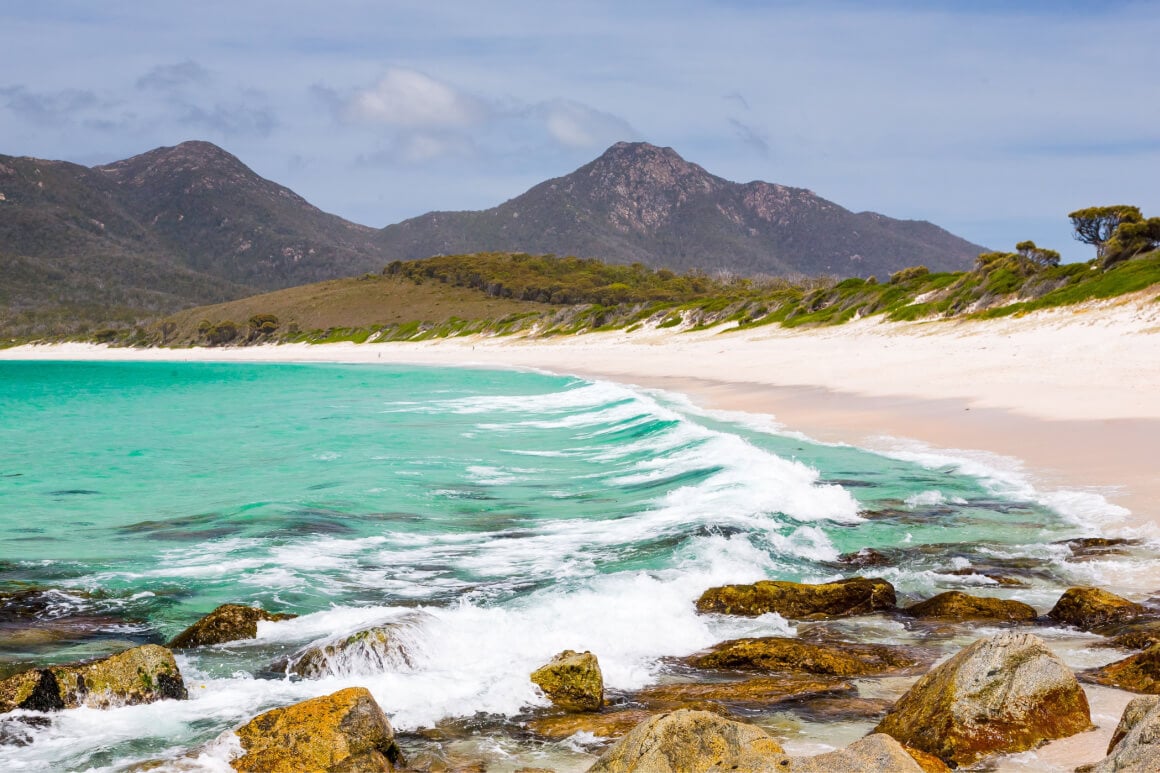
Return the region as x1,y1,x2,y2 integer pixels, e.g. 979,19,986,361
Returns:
230,687,404,772
587,709,789,773
689,636,922,676
1085,642,1160,693
1081,696,1160,772
696,577,895,619
1,644,186,713
169,604,296,649
874,632,1091,767
1047,587,1145,632
287,624,414,679
792,733,947,773
530,650,603,712
902,591,1037,622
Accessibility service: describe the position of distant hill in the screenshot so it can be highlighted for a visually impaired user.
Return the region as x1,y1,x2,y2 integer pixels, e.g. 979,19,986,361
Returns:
376,142,985,277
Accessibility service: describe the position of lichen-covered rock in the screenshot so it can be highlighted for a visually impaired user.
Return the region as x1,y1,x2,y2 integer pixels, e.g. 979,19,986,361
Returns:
530,650,603,712
1082,695,1160,772
689,636,922,676
1085,642,1160,693
288,624,414,679
587,709,789,773
903,591,1037,622
874,632,1091,767
2,644,186,714
634,675,852,713
696,577,895,619
52,644,187,709
1047,587,1145,632
231,687,404,773
169,604,296,649
792,733,939,772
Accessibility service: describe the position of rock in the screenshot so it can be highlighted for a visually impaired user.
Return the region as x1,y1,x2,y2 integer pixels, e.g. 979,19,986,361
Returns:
53,644,187,709
0,714,51,747
903,745,955,773
633,675,852,712
530,650,603,712
1081,695,1160,772
780,695,896,722
169,603,296,649
1055,537,1140,559
944,568,1026,586
1,644,186,713
1047,587,1145,632
1085,642,1160,693
231,686,404,772
792,733,939,772
689,636,922,676
587,709,789,772
527,709,653,740
287,622,415,678
902,591,1037,622
874,632,1091,767
837,548,891,567
696,577,895,619
1103,624,1160,651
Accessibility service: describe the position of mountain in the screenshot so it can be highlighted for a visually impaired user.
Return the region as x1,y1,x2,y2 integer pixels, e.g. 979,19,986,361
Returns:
376,142,984,277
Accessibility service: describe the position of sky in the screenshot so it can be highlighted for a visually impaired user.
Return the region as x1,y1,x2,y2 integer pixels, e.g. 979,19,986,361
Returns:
1,1,1158,261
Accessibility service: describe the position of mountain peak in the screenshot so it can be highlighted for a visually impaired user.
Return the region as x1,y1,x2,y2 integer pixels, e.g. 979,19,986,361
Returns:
95,140,251,186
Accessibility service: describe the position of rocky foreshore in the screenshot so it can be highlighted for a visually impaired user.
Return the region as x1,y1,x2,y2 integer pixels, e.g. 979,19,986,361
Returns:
3,581,1160,771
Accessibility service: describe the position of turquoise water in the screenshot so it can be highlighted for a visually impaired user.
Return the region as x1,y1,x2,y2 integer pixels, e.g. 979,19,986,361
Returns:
0,361,1128,770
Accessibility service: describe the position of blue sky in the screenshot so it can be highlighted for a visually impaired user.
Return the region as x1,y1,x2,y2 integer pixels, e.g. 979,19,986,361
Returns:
1,1,1157,260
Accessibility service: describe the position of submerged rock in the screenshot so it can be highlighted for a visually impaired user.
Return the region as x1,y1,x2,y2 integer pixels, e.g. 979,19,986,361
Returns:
527,709,653,741
1081,695,1160,772
902,591,1037,622
689,636,922,676
837,548,892,568
231,686,404,772
874,632,1091,767
696,577,896,619
530,650,603,712
792,733,944,773
1085,643,1160,693
633,675,852,713
587,709,789,773
169,603,296,649
0,644,186,714
287,621,417,679
1047,587,1145,632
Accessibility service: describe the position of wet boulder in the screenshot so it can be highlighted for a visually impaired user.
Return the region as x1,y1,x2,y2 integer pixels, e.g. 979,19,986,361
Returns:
287,622,415,679
696,577,895,619
1085,642,1160,693
169,603,296,649
633,674,852,713
527,709,653,741
902,591,1037,622
1047,587,1145,632
1,644,186,713
587,709,789,772
874,632,1091,767
530,650,603,712
792,733,945,773
230,686,405,772
689,636,922,676
1081,695,1160,772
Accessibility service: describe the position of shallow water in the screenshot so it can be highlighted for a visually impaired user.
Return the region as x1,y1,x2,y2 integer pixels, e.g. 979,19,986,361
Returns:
0,361,1151,771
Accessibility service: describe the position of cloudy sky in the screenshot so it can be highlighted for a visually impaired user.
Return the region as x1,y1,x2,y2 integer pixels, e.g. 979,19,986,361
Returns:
2,1,1157,260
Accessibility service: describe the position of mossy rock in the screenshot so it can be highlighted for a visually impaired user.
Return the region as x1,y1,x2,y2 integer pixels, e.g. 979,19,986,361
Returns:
633,674,852,713
231,687,404,772
587,709,789,773
530,650,603,712
688,636,923,676
875,632,1091,767
1047,587,1145,632
902,591,1037,622
0,669,64,713
169,603,296,649
286,622,415,679
1085,643,1160,693
527,709,653,741
696,577,895,619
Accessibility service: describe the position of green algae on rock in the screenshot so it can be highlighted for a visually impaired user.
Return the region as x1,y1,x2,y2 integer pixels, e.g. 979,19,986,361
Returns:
231,687,404,773
695,577,895,619
633,674,853,713
1085,642,1160,693
874,632,1091,767
530,649,603,712
902,591,1037,622
689,636,923,676
1047,587,1145,632
169,603,296,649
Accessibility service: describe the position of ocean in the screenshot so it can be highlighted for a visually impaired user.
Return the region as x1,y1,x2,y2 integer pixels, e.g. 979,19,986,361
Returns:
0,360,1150,771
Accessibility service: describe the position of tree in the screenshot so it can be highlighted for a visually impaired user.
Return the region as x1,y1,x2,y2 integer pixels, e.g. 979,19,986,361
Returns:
1102,217,1160,267
1014,240,1061,268
1068,206,1142,259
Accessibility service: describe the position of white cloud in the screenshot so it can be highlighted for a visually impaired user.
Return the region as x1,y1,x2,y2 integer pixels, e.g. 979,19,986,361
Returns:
346,68,483,128
543,100,634,148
